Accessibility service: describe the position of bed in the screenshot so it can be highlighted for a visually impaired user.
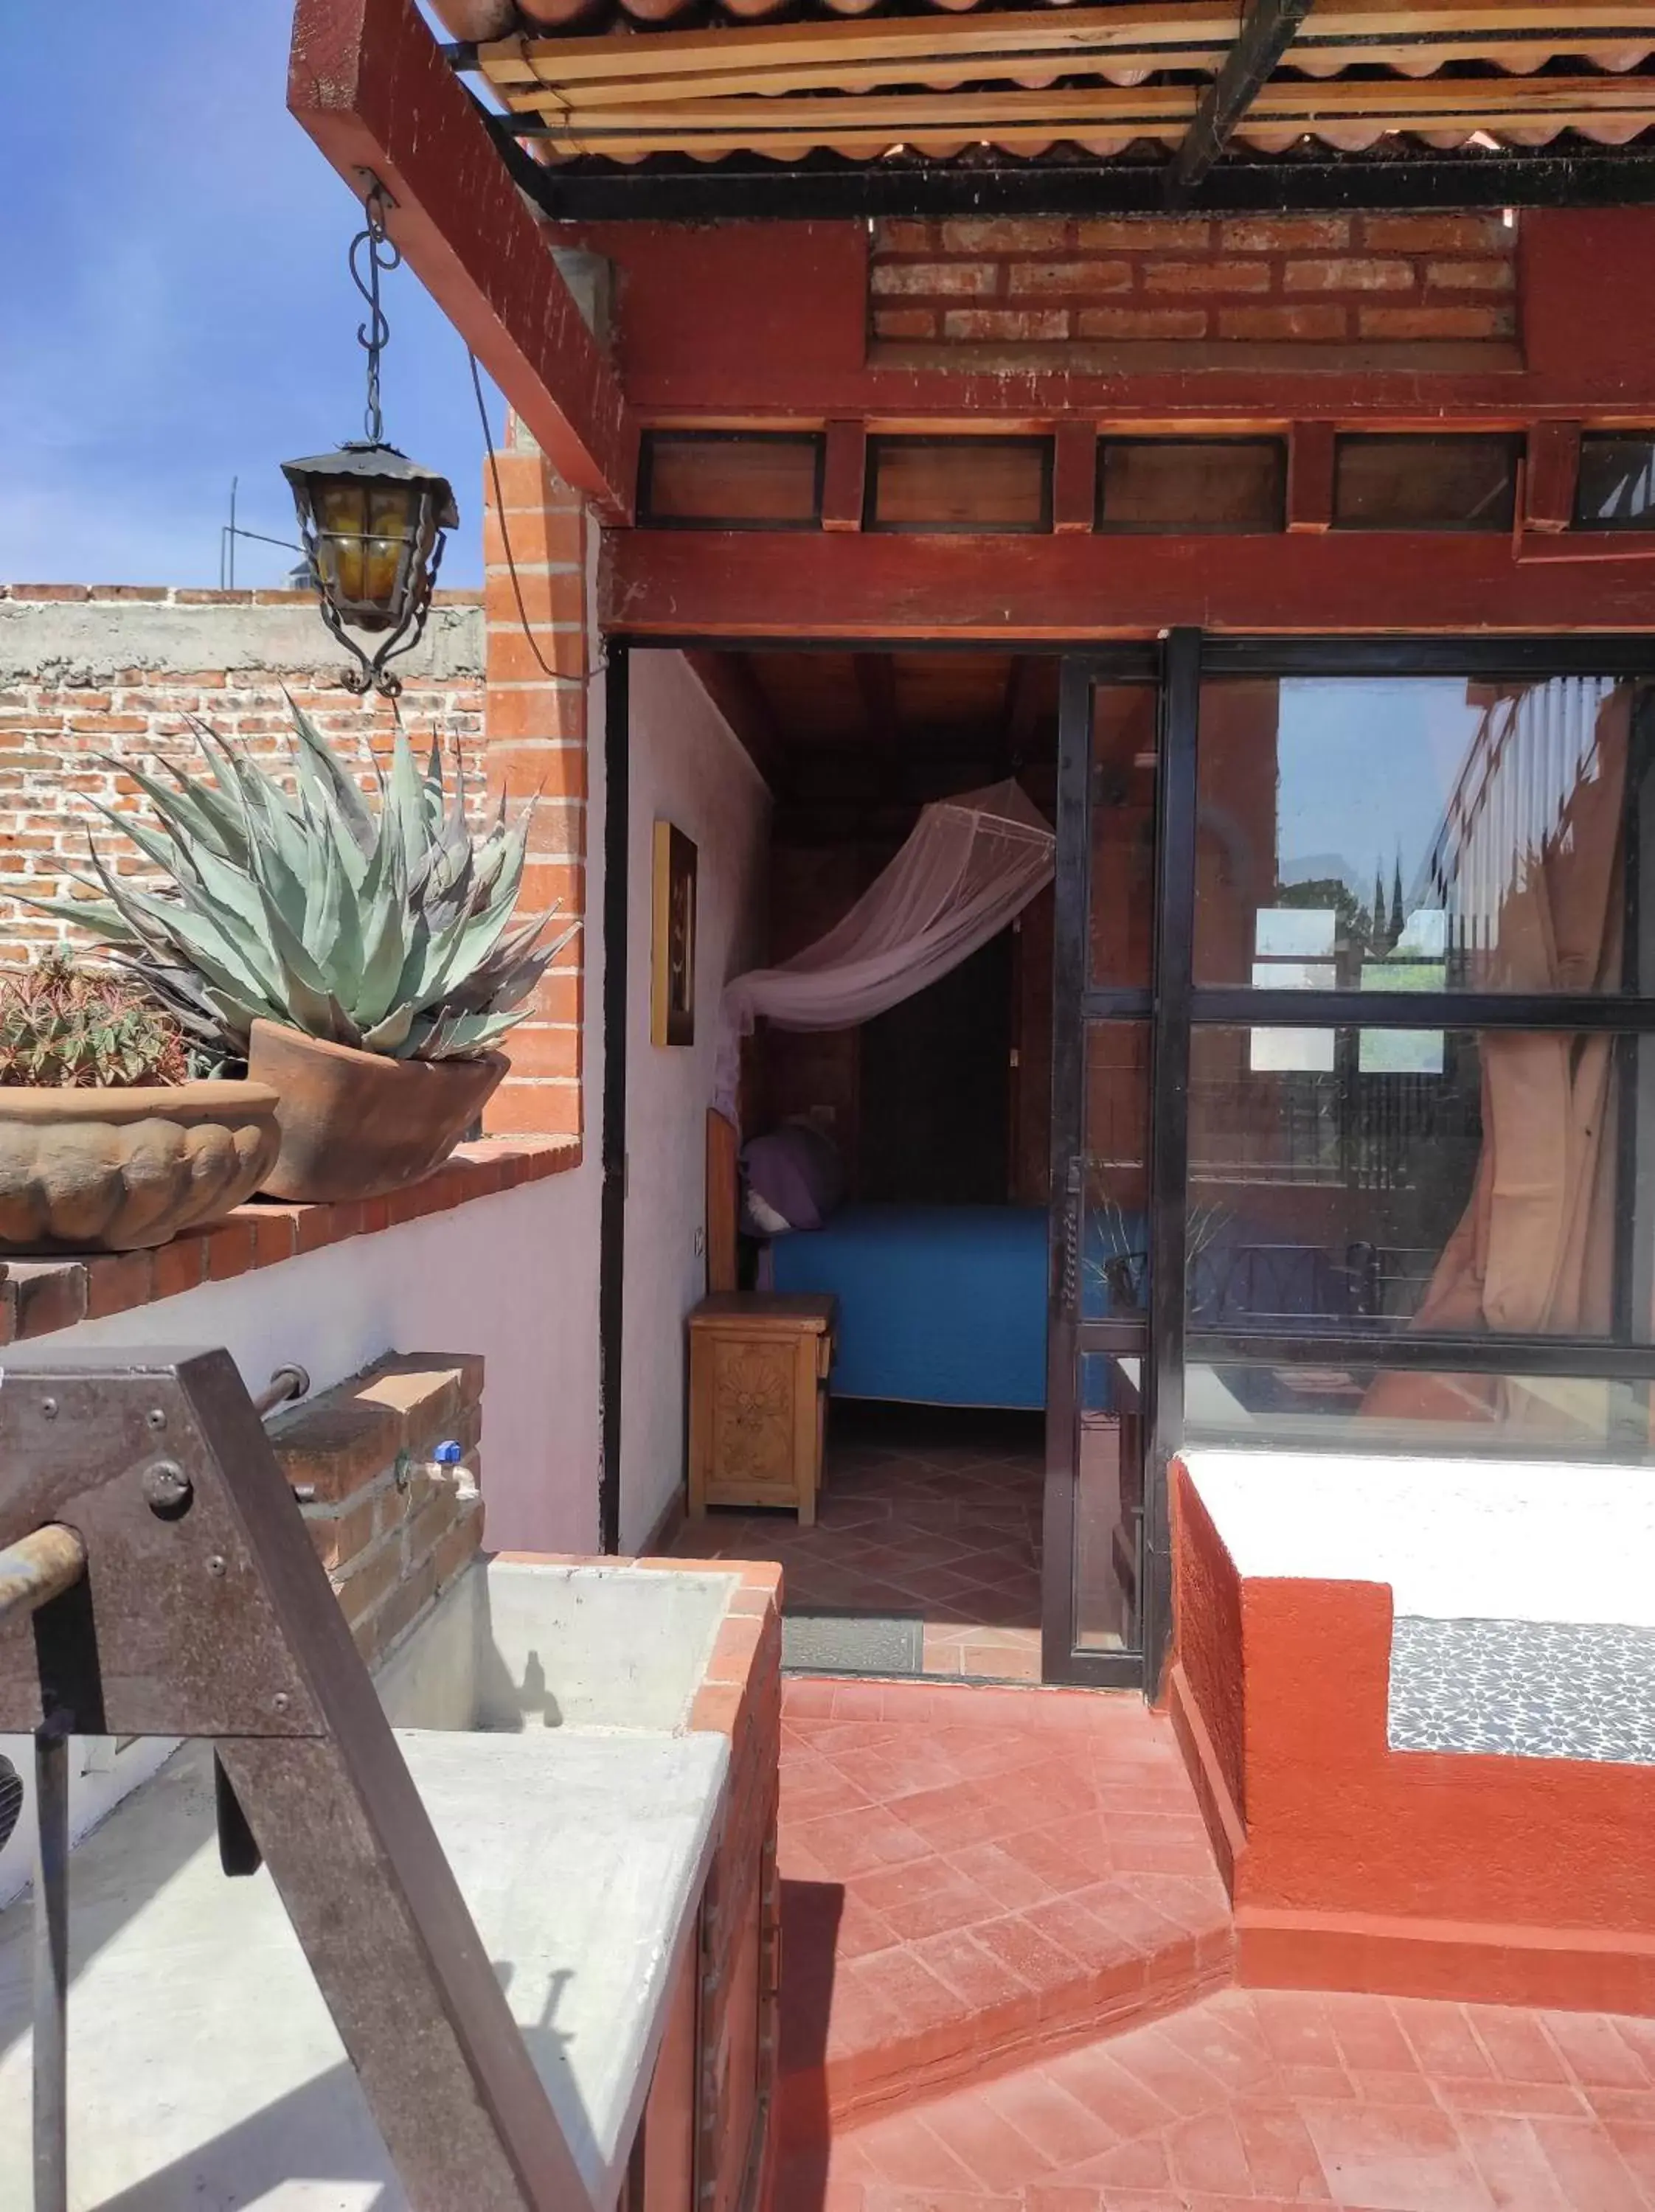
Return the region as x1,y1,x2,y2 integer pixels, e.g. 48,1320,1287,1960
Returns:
769,1202,1049,1408
706,1109,1051,1409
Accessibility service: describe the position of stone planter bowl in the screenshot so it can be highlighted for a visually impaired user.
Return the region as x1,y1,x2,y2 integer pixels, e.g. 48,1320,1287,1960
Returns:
0,1082,282,1253
248,1020,507,1205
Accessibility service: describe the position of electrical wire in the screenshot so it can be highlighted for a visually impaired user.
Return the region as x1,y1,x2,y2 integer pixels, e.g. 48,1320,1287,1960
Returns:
469,350,565,682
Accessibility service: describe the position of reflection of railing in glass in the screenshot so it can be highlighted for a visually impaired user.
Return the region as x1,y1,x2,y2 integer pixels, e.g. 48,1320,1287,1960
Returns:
1413,676,1622,981
1189,1057,1480,1192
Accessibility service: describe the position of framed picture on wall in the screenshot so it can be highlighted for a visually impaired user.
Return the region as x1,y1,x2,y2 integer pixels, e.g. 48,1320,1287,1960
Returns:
651,820,698,1046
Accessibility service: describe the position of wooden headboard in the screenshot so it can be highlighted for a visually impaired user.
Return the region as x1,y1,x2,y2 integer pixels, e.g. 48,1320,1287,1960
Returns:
706,1107,740,1295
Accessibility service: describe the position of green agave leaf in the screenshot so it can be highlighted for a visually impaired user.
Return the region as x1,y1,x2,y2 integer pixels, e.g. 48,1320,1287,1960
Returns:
110,755,235,868
13,888,142,945
388,723,428,842
285,689,376,861
350,826,409,1029
360,1002,415,1053
411,1004,528,1060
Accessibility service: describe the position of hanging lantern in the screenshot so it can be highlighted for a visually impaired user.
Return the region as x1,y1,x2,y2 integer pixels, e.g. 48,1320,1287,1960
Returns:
283,181,457,697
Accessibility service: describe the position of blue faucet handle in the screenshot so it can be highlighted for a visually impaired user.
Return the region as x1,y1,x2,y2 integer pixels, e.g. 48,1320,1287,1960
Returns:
432,1441,463,1467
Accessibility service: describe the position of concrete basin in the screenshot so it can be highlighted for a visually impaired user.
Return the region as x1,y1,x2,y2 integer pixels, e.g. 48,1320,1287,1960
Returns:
0,1557,742,2211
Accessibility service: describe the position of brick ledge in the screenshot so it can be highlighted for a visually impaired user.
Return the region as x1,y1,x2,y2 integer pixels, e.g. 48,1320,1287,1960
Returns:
0,1138,579,1345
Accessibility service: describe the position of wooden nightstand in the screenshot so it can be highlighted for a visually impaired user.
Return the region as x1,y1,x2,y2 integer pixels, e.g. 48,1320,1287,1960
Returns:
687,1294,837,1526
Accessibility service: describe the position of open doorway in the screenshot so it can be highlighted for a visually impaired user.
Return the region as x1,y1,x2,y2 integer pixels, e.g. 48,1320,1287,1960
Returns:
670,648,1060,1683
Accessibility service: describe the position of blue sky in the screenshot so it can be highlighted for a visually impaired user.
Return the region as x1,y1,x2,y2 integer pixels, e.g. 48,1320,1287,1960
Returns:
0,4,495,589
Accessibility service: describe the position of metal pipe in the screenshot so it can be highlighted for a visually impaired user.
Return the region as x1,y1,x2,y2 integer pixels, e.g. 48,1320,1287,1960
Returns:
251,1364,310,1422
0,1528,86,1632
33,1714,70,2212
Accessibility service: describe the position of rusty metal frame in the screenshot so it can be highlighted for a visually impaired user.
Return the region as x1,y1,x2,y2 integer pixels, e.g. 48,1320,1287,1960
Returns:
0,1346,587,2212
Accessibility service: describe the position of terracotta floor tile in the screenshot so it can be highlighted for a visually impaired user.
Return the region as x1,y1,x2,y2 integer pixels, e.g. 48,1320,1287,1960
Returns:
1542,2010,1654,2090
1162,2107,1256,2195
1232,2097,1336,2199
980,2068,1126,2166
673,1404,1044,1683
1299,2099,1499,2211
920,2093,1065,2191
1463,2006,1572,2087
1451,2112,1573,2211
1390,2000,1496,2083
1527,2115,1651,2212
1249,1989,1350,2073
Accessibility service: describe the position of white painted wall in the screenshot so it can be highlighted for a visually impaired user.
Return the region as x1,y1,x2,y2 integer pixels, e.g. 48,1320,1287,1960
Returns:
619,653,771,1552
0,637,763,1896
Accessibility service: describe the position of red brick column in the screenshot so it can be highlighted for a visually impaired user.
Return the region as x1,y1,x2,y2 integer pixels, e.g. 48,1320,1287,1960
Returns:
481,417,591,1143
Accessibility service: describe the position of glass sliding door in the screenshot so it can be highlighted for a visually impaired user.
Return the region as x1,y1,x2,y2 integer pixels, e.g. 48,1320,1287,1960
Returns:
1044,637,1655,1697
1043,655,1160,1686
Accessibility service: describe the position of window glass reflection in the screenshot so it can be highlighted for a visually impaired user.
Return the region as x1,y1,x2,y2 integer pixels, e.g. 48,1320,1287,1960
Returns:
1184,1361,1655,1464
1186,1026,1624,1339
1195,676,1640,995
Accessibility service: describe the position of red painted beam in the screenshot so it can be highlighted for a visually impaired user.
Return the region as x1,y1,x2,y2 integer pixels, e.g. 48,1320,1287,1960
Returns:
288,0,635,520
603,528,1655,639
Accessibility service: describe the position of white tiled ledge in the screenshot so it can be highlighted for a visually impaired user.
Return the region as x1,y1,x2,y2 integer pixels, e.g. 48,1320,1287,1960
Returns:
1180,1447,1655,1629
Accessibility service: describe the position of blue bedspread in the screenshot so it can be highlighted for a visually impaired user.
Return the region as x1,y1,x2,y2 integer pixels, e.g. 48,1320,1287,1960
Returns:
769,1203,1049,1408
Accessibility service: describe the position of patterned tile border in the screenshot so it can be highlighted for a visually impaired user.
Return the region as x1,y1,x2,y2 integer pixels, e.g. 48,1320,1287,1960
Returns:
1389,1615,1655,1764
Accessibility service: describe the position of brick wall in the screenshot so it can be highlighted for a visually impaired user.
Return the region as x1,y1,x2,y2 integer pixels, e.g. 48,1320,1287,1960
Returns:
270,1350,485,1671
870,212,1519,349
479,421,590,1142
679,1561,784,2212
0,585,485,966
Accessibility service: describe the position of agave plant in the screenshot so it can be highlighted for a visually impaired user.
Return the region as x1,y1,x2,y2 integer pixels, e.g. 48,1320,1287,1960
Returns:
30,699,575,1063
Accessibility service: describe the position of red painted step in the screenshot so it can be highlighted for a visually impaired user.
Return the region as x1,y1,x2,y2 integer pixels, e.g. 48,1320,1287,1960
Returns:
777,1677,1234,2129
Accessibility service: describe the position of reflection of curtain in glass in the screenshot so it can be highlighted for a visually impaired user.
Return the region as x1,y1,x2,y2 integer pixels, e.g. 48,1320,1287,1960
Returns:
714,780,1055,1117
1364,685,1628,1423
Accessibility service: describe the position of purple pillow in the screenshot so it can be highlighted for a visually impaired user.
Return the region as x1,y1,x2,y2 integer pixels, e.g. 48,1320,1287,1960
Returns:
741,1123,846,1235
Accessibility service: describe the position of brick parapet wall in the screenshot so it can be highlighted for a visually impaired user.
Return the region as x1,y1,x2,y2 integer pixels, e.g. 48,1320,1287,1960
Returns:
0,1139,575,1343
0,585,485,965
870,212,1519,349
269,1349,486,1671
480,420,591,1142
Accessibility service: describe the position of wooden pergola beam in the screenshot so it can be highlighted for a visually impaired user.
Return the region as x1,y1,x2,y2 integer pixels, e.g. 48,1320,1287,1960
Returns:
288,0,636,521
1166,0,1314,204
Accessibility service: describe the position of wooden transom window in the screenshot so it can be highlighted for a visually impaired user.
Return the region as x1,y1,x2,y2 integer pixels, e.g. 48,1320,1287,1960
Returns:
1097,439,1286,535
1575,434,1655,531
639,432,825,529
1332,434,1521,532
865,437,1052,533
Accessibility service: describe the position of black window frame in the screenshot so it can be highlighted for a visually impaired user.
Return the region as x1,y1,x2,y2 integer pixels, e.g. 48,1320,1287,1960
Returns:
1149,638,1655,1386
1574,431,1655,532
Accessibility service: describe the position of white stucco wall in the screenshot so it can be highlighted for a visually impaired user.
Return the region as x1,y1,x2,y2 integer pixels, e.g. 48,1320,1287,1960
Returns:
619,653,771,1552
0,639,763,1896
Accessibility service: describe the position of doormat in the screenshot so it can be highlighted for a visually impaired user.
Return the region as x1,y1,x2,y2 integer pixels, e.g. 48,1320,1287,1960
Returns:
782,1609,925,1676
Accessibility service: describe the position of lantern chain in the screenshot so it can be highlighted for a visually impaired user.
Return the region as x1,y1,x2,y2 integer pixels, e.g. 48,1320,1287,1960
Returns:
350,182,400,448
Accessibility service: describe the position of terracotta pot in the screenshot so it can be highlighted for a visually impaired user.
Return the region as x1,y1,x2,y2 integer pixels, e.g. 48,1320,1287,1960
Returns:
0,1082,282,1253
248,1020,507,1204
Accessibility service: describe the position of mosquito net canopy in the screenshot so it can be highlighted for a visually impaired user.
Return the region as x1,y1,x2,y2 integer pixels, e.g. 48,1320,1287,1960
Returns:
715,778,1055,1116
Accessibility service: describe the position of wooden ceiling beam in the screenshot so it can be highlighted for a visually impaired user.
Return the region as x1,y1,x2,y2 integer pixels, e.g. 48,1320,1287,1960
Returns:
1166,0,1313,206
476,3,1655,105
512,74,1655,160
606,524,1655,639
288,0,636,521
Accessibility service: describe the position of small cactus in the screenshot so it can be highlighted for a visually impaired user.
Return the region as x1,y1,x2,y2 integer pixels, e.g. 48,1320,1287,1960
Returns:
0,951,192,1089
